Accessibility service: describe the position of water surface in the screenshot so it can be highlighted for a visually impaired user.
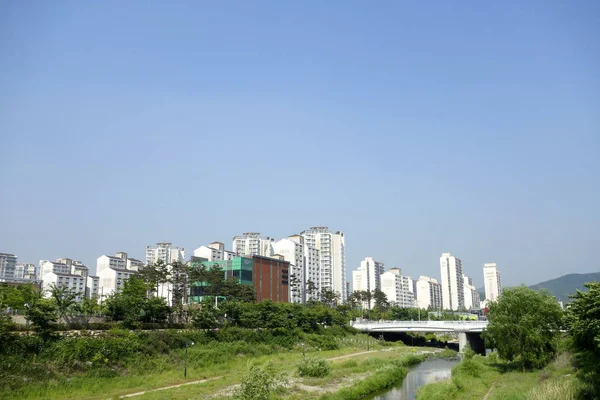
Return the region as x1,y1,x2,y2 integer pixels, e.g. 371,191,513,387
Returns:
370,358,458,400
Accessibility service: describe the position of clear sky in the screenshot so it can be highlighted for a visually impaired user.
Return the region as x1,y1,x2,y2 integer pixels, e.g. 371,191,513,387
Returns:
1,1,599,287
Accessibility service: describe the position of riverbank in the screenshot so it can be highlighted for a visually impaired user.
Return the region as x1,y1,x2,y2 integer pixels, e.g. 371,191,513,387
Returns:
128,347,456,400
416,351,579,400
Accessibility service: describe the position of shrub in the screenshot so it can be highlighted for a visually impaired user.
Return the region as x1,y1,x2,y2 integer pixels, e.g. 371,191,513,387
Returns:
453,358,482,378
297,357,331,378
235,361,287,400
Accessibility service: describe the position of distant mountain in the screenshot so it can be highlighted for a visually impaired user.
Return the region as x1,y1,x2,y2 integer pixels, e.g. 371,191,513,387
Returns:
528,272,600,303
476,272,600,304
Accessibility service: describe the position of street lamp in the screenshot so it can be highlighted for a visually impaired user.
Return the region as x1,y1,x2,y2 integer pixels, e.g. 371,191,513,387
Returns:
184,341,195,379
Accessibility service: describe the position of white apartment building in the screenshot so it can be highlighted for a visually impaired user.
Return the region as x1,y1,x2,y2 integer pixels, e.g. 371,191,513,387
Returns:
232,233,275,257
483,263,502,301
146,242,185,265
272,235,321,303
463,274,481,310
87,276,100,299
97,252,141,299
0,253,18,280
352,257,385,307
39,258,89,301
380,268,415,308
440,253,465,311
301,227,347,301
20,263,37,280
415,276,442,310
193,242,235,262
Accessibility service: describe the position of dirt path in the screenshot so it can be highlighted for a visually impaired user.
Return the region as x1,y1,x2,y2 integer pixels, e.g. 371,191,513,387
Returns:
118,376,222,398
482,384,495,400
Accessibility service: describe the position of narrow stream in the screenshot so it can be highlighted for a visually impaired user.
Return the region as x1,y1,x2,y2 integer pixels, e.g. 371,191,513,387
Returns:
369,358,459,400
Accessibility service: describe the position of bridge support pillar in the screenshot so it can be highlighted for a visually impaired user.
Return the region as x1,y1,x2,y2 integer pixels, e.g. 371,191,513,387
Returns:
458,332,486,355
458,332,468,353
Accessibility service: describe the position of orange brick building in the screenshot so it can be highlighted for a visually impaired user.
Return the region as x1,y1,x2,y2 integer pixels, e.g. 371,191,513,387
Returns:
251,255,289,303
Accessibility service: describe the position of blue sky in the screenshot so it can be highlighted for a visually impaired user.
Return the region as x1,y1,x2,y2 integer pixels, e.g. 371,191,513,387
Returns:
1,1,598,287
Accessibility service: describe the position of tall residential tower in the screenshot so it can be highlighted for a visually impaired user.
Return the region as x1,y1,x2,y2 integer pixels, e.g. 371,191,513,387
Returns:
301,227,347,301
483,263,502,302
440,253,464,311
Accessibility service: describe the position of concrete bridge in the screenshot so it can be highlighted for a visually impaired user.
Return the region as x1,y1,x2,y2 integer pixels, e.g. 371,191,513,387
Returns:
350,320,488,354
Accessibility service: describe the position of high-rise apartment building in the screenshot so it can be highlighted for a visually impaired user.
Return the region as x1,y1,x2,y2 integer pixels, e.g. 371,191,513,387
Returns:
415,276,442,310
146,242,185,265
272,235,321,303
380,268,414,308
39,258,89,302
0,253,18,280
301,227,347,301
232,233,275,257
483,263,502,301
97,252,143,299
463,274,481,309
15,263,37,280
440,253,465,311
352,257,385,307
193,242,235,262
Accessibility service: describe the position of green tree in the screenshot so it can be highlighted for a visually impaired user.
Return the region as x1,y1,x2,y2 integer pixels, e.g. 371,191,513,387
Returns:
320,288,340,308
73,296,100,328
49,284,79,323
192,301,220,330
565,281,600,397
372,289,389,311
25,299,58,341
484,286,563,371
105,276,170,327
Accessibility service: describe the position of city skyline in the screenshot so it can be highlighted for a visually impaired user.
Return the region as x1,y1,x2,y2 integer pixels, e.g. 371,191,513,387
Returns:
5,231,506,291
1,1,598,288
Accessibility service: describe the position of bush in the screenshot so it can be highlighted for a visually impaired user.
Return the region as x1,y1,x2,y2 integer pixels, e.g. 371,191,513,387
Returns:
297,357,331,377
235,361,287,400
452,358,482,378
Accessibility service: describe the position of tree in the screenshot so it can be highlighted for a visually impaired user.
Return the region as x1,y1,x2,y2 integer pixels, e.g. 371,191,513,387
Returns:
104,276,170,327
305,280,318,302
192,301,220,330
49,284,79,323
320,289,340,308
74,296,100,329
372,289,389,311
289,274,301,303
484,286,563,371
25,299,58,341
565,281,600,396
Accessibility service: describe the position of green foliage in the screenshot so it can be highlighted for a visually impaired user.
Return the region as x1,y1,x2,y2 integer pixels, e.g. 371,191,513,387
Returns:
0,283,41,311
565,281,600,397
453,358,482,377
192,302,221,330
297,356,331,377
104,276,170,327
48,284,80,322
25,299,58,341
235,361,287,400
319,363,408,400
485,285,563,371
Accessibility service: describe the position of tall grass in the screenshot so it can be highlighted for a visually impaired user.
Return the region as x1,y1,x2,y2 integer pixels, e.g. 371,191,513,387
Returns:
527,378,576,400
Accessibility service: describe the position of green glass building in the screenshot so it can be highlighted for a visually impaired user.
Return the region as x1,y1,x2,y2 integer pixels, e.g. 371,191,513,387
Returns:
189,256,253,303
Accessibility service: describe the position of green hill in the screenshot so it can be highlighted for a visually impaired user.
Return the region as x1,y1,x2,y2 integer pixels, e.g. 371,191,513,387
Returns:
528,272,600,303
